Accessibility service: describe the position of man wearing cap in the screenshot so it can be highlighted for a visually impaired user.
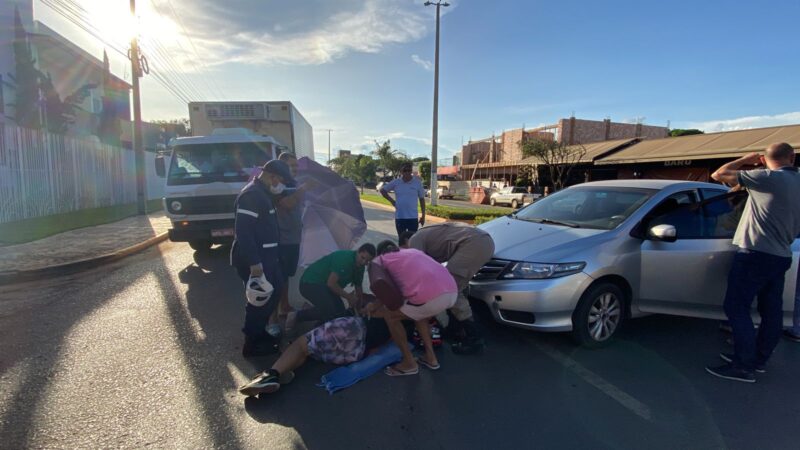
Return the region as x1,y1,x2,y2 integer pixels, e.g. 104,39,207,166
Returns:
231,159,295,357
380,162,426,240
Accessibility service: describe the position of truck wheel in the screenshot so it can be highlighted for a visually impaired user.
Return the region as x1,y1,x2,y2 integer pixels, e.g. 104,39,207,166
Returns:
490,198,496,206
511,199,519,208
571,282,626,348
189,240,212,251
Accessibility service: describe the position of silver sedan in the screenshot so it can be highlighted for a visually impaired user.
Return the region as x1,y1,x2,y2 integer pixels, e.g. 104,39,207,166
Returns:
469,179,799,347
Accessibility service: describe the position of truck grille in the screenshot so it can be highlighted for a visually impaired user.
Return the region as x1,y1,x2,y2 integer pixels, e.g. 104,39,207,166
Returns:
472,259,512,281
166,195,238,215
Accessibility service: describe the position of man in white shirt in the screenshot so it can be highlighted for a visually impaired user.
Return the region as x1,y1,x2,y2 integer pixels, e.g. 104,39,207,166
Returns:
380,162,426,239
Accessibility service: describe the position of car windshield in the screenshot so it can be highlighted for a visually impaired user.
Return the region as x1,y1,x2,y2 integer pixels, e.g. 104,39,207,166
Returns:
167,142,272,186
513,186,656,230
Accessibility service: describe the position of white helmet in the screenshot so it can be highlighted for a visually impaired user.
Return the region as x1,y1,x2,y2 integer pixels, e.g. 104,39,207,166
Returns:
246,274,274,307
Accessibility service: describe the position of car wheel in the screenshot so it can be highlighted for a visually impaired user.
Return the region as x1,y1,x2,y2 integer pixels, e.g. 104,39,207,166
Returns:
511,199,519,208
490,198,496,206
189,240,212,251
572,281,625,348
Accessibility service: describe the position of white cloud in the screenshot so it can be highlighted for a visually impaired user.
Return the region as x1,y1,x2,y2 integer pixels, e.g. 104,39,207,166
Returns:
683,111,800,133
165,0,437,68
411,54,432,71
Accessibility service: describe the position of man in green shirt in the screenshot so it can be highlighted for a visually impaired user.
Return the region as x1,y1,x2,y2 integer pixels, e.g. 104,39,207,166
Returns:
286,243,376,330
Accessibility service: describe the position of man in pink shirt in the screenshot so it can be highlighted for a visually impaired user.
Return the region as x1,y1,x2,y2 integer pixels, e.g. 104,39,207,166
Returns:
365,242,458,375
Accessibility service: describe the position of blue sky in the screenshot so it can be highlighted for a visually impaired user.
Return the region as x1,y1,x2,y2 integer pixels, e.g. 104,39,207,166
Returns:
35,0,800,162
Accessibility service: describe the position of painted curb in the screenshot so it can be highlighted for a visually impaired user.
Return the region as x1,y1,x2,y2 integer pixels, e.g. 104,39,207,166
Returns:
359,199,447,223
0,232,169,285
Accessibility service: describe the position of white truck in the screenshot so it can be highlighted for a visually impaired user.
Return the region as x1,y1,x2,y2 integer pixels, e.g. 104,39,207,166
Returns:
155,128,287,250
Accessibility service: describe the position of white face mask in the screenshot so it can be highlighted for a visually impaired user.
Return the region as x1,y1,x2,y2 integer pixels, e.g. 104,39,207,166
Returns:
270,182,286,195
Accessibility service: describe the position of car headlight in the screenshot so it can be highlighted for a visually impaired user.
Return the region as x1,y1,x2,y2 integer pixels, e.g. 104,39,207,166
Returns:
170,200,183,212
501,262,586,279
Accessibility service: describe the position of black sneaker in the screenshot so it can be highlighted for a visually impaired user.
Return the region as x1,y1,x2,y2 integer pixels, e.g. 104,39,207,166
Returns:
451,337,485,355
705,363,755,383
242,336,279,358
238,371,280,397
719,353,765,373
784,330,800,343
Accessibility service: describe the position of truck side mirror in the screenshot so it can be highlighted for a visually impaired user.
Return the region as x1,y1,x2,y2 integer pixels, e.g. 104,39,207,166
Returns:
155,155,166,178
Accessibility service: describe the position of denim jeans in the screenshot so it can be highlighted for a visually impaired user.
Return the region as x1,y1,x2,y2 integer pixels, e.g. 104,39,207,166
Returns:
236,263,282,339
793,266,800,335
723,249,792,370
395,218,419,240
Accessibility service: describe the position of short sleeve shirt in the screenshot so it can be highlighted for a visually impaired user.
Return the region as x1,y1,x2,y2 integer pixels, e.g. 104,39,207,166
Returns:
733,167,800,257
301,250,364,288
382,176,425,219
272,188,303,245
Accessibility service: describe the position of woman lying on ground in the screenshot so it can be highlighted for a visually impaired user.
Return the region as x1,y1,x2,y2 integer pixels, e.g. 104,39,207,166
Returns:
238,306,391,397
367,240,458,376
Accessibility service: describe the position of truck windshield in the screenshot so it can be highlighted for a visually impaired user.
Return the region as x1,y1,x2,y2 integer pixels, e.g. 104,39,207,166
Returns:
167,142,272,185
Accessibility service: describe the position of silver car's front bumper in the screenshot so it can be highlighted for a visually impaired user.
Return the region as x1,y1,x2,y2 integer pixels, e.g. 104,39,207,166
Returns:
468,273,593,332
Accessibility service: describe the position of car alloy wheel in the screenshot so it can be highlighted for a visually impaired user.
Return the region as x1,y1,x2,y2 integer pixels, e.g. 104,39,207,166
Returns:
572,281,626,348
587,292,621,342
511,199,519,208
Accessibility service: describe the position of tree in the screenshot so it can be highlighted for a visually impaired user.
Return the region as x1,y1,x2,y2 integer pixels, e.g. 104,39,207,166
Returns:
412,156,430,163
372,140,397,178
11,6,40,129
670,129,704,137
39,73,95,134
520,139,587,191
352,155,379,193
418,160,431,187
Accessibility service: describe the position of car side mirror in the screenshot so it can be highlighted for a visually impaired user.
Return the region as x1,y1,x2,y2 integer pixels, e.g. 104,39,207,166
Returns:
648,224,677,242
155,155,166,178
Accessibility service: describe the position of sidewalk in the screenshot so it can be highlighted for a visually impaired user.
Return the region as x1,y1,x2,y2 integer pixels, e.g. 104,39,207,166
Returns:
0,211,171,279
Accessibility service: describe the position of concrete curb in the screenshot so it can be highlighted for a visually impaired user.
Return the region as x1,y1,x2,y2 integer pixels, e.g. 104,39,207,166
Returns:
0,232,169,286
360,199,448,224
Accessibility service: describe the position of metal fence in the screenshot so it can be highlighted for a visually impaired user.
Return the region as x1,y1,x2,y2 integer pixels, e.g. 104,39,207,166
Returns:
0,123,164,224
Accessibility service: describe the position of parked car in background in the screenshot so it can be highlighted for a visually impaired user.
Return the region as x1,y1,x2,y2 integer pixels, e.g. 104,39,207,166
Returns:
469,179,799,348
425,185,455,199
489,186,535,208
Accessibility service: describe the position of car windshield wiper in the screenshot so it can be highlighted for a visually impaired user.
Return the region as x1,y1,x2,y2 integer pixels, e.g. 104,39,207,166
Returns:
525,218,580,228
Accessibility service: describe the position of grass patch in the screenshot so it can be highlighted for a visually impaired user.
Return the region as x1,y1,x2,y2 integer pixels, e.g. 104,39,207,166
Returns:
360,192,393,206
360,192,509,221
473,215,499,225
426,205,509,220
0,199,163,245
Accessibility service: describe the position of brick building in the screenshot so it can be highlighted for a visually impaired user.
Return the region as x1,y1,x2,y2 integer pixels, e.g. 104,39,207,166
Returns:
460,116,668,183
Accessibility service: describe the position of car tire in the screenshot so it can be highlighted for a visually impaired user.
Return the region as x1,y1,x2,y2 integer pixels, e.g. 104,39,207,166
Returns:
511,199,519,208
490,198,496,206
571,281,626,348
189,240,212,251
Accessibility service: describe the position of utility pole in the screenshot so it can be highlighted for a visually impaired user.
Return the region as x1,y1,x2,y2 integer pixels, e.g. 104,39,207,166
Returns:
130,0,146,214
424,1,448,206
322,128,333,164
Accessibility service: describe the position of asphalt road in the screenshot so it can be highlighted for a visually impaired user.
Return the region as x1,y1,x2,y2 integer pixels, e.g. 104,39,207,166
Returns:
1,204,799,449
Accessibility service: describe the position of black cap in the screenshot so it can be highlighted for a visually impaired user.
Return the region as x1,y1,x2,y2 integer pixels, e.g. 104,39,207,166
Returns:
261,159,296,185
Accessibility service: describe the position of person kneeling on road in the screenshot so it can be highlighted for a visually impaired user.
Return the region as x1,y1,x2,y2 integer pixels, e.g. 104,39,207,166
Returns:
369,241,458,376
399,222,495,355
238,311,391,397
285,244,376,331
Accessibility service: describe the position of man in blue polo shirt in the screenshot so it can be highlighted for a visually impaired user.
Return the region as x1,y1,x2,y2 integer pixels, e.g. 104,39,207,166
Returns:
380,162,426,239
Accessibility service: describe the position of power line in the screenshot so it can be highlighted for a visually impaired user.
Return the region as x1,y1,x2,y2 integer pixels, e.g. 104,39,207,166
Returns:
154,0,225,100
40,0,194,104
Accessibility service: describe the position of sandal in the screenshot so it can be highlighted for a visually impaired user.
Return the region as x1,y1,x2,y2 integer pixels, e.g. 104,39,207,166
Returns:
415,357,441,370
384,365,419,377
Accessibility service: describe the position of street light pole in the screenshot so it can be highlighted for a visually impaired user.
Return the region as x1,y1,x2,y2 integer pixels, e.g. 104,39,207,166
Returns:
130,0,146,214
425,1,448,206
